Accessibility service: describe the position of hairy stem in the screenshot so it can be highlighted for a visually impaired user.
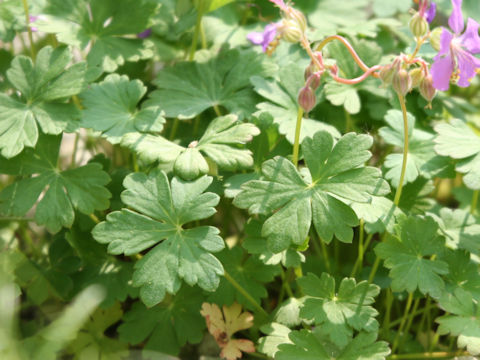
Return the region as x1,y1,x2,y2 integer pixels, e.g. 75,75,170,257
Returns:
350,233,374,277
388,351,468,359
21,0,36,61
292,107,304,167
393,93,409,206
224,271,268,317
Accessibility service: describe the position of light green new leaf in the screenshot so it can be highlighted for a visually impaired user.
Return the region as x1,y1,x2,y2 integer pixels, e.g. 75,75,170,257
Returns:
434,119,480,189
122,114,260,180
258,323,292,358
35,0,157,73
298,273,380,347
375,216,448,298
0,135,111,233
234,131,390,252
0,46,85,158
145,49,276,120
92,170,224,306
251,63,341,143
437,288,480,355
437,208,480,255
276,328,390,360
80,74,164,144
380,110,454,187
118,285,205,356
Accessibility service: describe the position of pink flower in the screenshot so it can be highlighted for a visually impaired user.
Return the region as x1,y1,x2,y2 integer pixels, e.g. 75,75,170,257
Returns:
268,0,288,11
247,23,278,53
430,0,480,90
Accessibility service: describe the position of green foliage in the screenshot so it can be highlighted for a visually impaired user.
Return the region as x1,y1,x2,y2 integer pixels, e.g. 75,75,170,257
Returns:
0,135,111,233
234,131,389,251
375,215,448,298
145,49,276,120
298,273,380,347
122,114,260,180
0,46,85,158
92,170,224,306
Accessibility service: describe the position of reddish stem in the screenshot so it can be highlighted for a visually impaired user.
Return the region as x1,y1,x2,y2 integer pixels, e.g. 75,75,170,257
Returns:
329,65,381,85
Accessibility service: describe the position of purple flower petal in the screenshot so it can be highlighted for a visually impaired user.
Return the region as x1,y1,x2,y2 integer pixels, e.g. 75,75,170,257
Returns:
247,23,278,52
269,0,288,11
426,2,436,23
455,49,480,86
247,31,265,45
448,0,464,34
437,28,454,57
459,18,480,54
431,53,455,90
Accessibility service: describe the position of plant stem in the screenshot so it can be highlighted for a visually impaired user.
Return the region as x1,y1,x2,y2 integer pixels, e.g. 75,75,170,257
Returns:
189,1,206,61
392,292,414,353
292,107,304,167
71,133,79,168
21,0,36,61
471,190,479,215
224,270,268,317
393,93,409,206
388,351,468,359
397,297,421,350
169,119,179,140
350,233,374,277
213,104,222,117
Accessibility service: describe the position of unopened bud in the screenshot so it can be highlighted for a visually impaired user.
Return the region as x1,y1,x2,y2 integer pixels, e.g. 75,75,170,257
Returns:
430,27,442,51
304,62,317,81
419,74,436,102
298,85,316,113
409,12,429,38
409,68,424,88
379,64,395,85
306,73,321,90
392,69,412,96
281,19,304,43
285,8,307,33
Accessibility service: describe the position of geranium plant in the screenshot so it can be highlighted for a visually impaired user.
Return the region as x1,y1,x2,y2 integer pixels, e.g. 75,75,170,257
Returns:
1,0,480,359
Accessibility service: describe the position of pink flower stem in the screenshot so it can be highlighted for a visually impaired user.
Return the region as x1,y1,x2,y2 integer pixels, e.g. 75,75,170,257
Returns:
329,65,382,85
315,35,378,77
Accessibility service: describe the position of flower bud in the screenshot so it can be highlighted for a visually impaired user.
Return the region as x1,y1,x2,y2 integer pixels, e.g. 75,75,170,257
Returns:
379,64,395,85
304,62,317,81
298,85,316,113
409,67,424,88
281,19,304,43
429,27,442,51
285,8,307,33
419,74,436,102
306,72,321,90
409,12,429,38
392,69,412,96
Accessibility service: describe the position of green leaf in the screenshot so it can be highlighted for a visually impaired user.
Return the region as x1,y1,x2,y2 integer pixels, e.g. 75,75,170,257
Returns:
242,218,305,268
122,114,260,180
375,215,448,298
380,110,454,187
251,63,341,143
439,250,480,299
437,208,480,255
437,288,480,355
145,49,276,120
80,74,165,144
66,303,128,359
0,0,24,42
234,131,390,252
298,273,380,347
118,285,205,356
434,119,480,189
324,82,361,114
276,328,391,360
372,0,411,17
351,196,404,234
0,135,111,233
258,323,292,358
0,46,85,158
36,0,157,73
207,246,280,310
92,170,224,306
